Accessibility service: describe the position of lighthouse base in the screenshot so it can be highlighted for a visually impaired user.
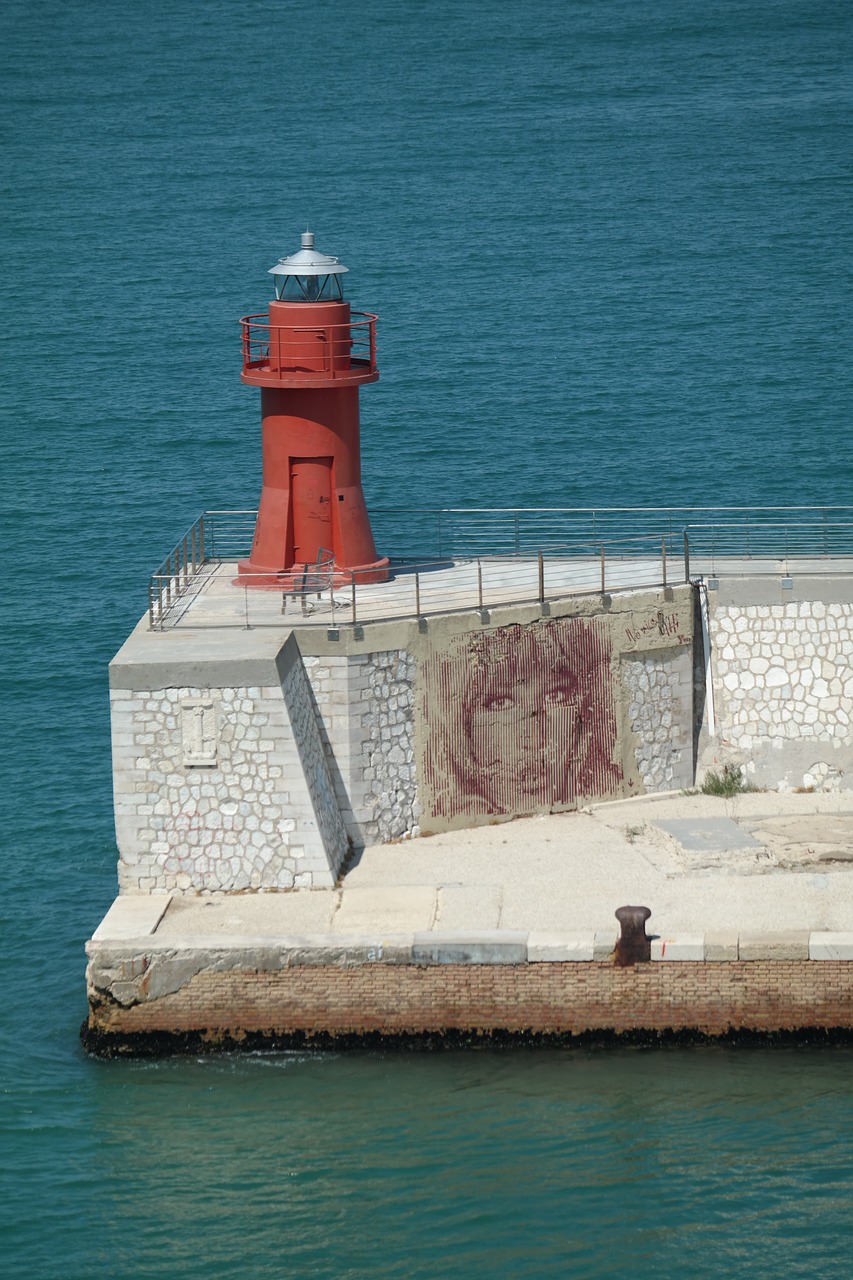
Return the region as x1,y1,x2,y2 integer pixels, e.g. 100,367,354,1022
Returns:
234,556,390,590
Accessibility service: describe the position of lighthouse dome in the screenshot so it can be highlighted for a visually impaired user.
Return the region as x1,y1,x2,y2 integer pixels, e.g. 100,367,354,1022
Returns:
269,231,349,301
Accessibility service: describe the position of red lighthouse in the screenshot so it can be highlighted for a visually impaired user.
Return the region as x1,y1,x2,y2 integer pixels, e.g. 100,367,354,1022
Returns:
238,232,388,585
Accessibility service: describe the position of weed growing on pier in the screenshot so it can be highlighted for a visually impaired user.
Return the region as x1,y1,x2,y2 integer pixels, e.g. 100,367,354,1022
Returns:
700,764,760,797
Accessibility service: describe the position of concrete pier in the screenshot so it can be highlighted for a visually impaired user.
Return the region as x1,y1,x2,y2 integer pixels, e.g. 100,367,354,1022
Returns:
85,792,853,1052
85,552,853,1051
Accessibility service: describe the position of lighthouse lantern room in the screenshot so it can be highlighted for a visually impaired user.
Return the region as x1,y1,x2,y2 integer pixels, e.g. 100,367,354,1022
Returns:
238,231,389,585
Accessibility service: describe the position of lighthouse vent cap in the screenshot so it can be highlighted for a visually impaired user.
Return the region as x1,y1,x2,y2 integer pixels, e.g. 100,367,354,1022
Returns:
268,231,349,278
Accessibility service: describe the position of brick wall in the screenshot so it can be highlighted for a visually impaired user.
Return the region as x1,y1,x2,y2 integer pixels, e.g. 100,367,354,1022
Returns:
88,961,853,1044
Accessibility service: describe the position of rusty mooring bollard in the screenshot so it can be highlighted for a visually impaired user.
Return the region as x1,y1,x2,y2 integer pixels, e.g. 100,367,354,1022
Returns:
614,905,652,966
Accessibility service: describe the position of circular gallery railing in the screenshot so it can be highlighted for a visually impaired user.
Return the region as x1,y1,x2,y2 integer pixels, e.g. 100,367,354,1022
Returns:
239,311,378,385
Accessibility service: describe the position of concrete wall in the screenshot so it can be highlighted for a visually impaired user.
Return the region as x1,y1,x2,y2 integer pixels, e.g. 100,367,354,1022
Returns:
416,595,694,830
699,579,853,792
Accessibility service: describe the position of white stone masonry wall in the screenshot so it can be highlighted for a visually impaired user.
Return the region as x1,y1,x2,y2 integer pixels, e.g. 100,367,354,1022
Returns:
303,649,419,846
281,658,349,875
709,602,853,790
622,650,694,792
111,680,345,894
111,644,421,898
358,650,419,842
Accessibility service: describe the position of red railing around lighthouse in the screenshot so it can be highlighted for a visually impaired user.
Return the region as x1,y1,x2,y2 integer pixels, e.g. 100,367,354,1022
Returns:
239,311,378,382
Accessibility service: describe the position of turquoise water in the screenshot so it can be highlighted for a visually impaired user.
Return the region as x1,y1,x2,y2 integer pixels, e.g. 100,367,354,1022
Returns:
2,0,852,1274
7,1047,853,1278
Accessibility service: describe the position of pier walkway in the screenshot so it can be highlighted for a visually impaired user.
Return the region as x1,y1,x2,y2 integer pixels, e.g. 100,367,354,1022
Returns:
151,552,850,632
95,791,853,956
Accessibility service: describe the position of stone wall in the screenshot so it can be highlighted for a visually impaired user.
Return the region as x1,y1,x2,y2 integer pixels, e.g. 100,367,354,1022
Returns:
110,638,419,894
112,637,348,893
280,647,349,876
108,576,853,902
703,597,853,791
356,650,419,842
109,588,696,893
303,649,418,845
622,650,694,792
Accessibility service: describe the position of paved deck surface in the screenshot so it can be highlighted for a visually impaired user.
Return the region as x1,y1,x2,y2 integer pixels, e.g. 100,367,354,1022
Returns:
134,791,853,942
162,554,667,630
154,553,838,631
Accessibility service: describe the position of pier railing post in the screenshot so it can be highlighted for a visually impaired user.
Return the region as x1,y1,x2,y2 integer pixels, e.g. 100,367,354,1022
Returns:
661,536,667,588
683,530,690,582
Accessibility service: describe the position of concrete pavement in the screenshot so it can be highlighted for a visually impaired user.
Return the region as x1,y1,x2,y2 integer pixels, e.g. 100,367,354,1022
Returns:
110,789,853,945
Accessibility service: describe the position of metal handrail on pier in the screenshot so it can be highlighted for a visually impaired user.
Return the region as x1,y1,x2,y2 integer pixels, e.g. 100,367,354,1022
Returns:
368,505,853,562
147,506,853,631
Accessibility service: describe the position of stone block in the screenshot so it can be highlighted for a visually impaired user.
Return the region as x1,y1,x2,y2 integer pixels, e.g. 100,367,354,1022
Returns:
332,885,436,934
809,932,853,961
527,931,595,962
92,895,173,941
705,930,739,961
411,932,528,965
655,817,762,852
279,933,414,966
738,931,810,960
651,935,704,961
308,868,336,888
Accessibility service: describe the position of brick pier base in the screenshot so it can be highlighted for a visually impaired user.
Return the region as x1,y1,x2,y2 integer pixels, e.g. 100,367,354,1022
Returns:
84,960,853,1055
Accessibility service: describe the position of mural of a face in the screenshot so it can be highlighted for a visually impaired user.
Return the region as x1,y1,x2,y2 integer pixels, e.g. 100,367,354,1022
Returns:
422,617,622,820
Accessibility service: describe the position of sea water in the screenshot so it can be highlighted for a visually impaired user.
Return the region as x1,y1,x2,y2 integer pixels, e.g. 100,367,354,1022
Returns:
2,1,852,1275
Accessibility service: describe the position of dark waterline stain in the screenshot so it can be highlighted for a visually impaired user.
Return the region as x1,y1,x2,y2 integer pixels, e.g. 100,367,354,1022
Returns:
81,1022,853,1060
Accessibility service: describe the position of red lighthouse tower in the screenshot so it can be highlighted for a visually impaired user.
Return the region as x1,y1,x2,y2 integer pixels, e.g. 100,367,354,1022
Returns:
238,231,388,585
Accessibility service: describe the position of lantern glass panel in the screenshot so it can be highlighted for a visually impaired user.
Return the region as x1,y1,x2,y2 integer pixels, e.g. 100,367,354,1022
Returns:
277,274,344,302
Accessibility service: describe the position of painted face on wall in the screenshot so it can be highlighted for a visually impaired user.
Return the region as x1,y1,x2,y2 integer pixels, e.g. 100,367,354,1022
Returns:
465,633,579,810
422,617,623,820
